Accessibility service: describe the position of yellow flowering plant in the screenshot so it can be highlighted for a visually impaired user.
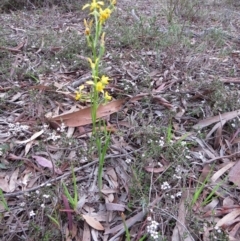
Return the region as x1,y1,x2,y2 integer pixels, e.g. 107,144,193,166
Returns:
76,0,116,190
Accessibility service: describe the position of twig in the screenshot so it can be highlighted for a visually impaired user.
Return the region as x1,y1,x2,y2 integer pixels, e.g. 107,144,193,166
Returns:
4,160,99,197
4,150,142,198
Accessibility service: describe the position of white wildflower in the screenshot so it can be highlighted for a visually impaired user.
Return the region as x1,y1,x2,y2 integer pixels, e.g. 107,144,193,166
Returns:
20,202,26,207
161,181,171,190
43,194,50,199
181,141,186,146
176,191,182,197
157,162,163,167
125,158,131,164
173,174,182,179
159,139,164,147
147,216,152,221
29,210,36,217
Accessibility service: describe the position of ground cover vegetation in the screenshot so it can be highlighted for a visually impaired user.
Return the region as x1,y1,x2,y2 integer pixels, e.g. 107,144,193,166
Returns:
0,0,240,240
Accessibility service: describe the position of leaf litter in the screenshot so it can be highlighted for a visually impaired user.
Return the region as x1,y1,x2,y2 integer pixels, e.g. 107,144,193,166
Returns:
0,0,240,240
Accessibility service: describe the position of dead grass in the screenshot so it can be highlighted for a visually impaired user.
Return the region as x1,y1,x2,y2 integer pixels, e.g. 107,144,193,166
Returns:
0,0,240,240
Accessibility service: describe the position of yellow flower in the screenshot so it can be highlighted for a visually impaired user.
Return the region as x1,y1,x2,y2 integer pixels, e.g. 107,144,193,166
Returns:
82,0,104,11
96,81,104,92
75,85,85,100
100,75,110,86
79,85,85,91
104,91,112,101
75,92,81,100
84,19,93,36
99,8,112,23
86,80,94,85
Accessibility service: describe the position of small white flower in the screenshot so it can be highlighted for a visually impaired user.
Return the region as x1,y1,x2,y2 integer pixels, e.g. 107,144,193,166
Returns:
181,141,186,146
173,174,182,179
43,124,48,129
185,155,191,159
29,210,36,217
175,165,182,174
125,158,131,164
170,195,175,199
161,181,171,190
35,190,40,194
147,216,152,221
159,140,164,147
176,191,182,197
43,194,50,199
157,162,163,167
20,202,26,207
40,203,45,208
46,183,52,187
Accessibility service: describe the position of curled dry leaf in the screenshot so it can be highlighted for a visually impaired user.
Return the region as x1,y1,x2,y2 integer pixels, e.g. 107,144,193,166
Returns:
144,166,165,173
0,178,10,192
192,109,240,130
9,168,19,192
82,214,104,231
105,203,125,212
49,99,125,127
216,209,240,228
15,130,44,144
32,155,62,174
229,160,240,188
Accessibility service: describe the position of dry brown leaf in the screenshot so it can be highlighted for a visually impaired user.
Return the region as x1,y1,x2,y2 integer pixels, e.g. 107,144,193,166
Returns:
193,109,240,130
202,198,219,213
223,197,235,207
105,203,125,212
128,93,149,102
0,178,10,192
144,166,165,173
25,140,34,156
171,189,194,241
32,155,62,174
101,188,117,194
15,130,44,144
213,123,223,149
82,214,104,231
152,96,174,109
211,162,235,183
229,222,240,238
50,99,125,127
9,168,19,192
83,221,91,241
216,209,240,227
105,211,145,235
229,160,240,188
10,92,22,102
